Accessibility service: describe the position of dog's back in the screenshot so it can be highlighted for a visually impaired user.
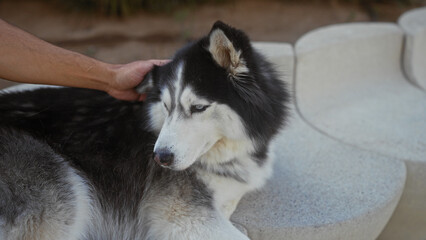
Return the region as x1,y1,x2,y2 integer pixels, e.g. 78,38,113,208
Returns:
0,88,159,239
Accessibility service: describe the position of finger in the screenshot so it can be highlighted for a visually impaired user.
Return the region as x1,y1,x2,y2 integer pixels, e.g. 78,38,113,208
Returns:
138,93,147,102
149,59,171,66
108,89,140,101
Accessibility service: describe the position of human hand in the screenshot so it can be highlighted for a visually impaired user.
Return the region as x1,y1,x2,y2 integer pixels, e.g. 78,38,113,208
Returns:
0,19,169,98
107,59,169,101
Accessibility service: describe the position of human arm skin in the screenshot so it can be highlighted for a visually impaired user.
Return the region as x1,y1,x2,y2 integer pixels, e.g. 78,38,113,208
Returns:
0,19,167,101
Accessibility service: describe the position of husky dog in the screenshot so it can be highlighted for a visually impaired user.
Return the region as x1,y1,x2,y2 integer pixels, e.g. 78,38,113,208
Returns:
0,21,289,240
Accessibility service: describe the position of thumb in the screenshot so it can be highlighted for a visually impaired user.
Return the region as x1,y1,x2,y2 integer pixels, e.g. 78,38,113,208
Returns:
108,88,141,101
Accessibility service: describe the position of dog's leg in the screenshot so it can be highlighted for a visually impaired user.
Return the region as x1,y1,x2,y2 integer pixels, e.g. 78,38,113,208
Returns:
0,129,92,240
146,208,249,240
142,182,250,240
186,215,250,240
220,194,245,219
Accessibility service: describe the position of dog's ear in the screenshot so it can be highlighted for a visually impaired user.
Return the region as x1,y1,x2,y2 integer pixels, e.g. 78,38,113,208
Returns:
135,70,155,94
207,21,249,77
208,21,264,105
135,65,160,94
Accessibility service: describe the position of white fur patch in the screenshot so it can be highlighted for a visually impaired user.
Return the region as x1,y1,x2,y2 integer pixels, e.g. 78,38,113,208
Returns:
148,102,165,134
199,144,274,219
66,167,92,240
143,199,249,240
173,63,184,110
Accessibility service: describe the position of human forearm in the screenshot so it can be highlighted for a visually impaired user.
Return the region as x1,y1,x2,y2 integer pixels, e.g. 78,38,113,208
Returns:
0,19,170,101
0,19,115,92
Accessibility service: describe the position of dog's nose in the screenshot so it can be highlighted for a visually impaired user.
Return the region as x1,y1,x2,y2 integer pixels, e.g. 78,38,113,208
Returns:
153,150,174,167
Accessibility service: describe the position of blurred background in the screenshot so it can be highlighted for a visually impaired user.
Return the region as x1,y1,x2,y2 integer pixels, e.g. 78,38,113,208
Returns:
0,0,425,89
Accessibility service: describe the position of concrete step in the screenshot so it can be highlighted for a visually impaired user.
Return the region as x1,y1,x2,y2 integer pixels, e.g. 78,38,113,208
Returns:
380,8,426,240
399,7,426,92
231,42,406,240
294,22,426,240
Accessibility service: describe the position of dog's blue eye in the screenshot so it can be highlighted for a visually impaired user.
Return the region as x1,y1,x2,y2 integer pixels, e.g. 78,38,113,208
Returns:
190,105,209,114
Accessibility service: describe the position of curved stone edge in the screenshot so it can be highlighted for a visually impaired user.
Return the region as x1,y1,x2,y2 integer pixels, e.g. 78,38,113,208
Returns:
398,7,426,91
232,42,406,240
295,22,402,55
293,22,421,161
294,22,426,240
378,161,426,240
233,111,406,240
233,117,406,240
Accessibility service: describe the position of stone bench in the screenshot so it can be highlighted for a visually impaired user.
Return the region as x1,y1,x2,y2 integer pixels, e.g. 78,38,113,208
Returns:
379,7,426,240
293,22,426,240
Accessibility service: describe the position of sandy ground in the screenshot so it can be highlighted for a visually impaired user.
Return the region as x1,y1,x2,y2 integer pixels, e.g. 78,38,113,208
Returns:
0,0,421,89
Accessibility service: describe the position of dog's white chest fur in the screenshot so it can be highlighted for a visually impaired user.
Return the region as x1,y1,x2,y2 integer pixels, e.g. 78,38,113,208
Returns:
198,153,274,219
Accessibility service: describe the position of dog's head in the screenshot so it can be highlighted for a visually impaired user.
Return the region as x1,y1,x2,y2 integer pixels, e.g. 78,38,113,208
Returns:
137,21,288,170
